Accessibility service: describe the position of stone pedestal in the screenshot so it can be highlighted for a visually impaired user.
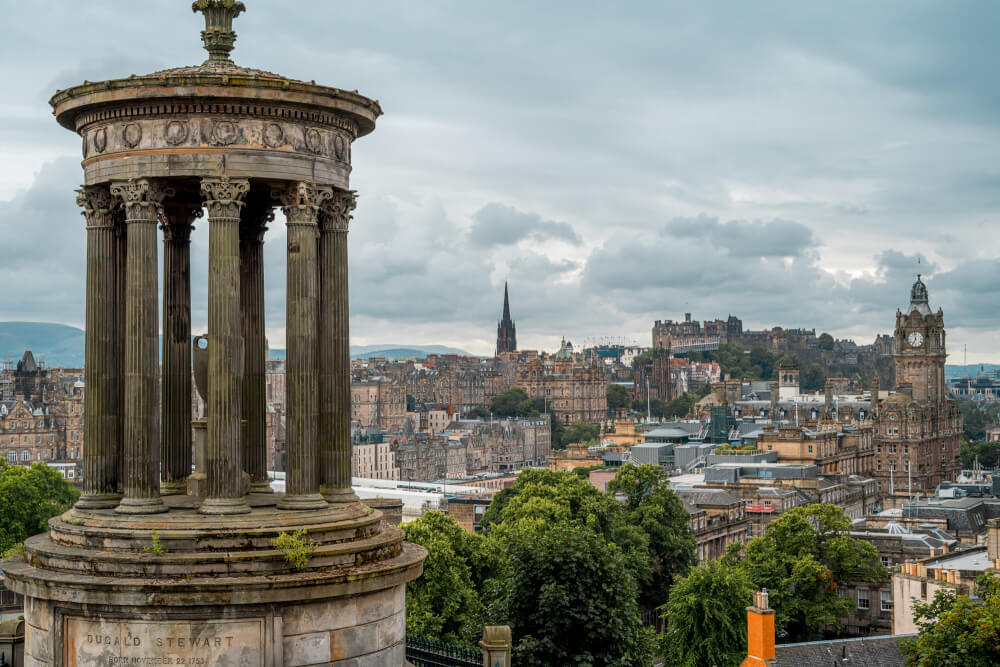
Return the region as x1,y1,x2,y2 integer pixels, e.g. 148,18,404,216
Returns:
6,504,424,666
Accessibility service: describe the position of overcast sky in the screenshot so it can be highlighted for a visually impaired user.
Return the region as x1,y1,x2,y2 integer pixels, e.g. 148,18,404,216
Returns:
1,1,998,360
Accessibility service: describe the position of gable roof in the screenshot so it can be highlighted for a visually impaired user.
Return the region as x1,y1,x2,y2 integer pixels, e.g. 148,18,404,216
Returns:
773,633,913,666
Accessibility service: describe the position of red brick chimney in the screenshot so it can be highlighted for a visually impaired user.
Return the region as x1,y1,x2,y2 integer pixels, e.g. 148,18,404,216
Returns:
740,589,775,667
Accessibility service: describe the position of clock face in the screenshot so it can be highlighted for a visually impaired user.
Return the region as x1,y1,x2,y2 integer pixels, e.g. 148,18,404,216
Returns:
908,331,924,347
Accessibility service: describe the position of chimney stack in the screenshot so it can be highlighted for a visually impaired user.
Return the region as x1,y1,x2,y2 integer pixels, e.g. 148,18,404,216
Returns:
740,588,775,667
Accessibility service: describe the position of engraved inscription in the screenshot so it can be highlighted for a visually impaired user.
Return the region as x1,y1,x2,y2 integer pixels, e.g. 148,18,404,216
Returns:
64,616,264,667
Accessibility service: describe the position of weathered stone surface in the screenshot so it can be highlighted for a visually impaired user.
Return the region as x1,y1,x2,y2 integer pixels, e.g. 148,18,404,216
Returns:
283,631,329,666
64,616,264,667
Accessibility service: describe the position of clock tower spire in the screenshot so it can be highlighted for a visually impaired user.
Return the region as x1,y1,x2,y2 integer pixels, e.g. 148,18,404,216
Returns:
893,275,946,403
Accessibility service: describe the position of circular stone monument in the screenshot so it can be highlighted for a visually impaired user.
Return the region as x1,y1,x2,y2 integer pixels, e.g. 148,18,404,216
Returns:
2,3,425,666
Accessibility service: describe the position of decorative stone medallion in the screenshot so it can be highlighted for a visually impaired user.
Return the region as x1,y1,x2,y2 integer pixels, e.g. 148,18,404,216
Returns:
212,120,238,145
122,123,142,148
305,127,323,153
333,133,346,159
94,127,107,153
164,120,189,146
263,122,284,148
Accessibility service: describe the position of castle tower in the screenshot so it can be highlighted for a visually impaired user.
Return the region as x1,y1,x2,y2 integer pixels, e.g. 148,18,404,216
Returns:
496,281,517,355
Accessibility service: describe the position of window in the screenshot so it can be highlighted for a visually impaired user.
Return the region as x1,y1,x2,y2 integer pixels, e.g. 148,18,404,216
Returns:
21,450,29,461
857,589,870,609
888,444,897,454
6,451,14,463
67,470,74,479
904,445,909,454
880,590,893,612
881,556,891,569
808,445,813,453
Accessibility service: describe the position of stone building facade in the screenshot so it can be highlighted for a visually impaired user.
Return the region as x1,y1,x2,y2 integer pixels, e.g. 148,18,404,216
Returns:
514,343,607,424
351,379,407,430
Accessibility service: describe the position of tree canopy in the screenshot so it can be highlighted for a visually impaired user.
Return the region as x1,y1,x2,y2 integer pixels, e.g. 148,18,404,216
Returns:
659,560,754,667
817,332,835,350
490,387,538,418
901,573,1000,667
0,461,79,554
724,503,886,641
607,464,697,610
800,362,826,392
561,421,600,446
606,383,631,411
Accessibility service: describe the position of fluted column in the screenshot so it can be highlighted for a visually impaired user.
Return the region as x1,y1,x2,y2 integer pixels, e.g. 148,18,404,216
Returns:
278,181,331,510
110,178,170,514
240,200,273,493
75,184,120,509
200,177,251,515
160,205,201,495
113,207,127,495
319,190,359,504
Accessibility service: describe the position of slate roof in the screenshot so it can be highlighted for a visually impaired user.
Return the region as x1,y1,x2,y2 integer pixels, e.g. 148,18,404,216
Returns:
773,633,913,666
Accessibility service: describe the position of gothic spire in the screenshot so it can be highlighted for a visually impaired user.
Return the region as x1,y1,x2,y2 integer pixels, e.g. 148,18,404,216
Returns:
502,281,511,321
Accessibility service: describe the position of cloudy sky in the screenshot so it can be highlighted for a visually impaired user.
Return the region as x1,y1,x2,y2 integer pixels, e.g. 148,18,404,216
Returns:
1,1,998,359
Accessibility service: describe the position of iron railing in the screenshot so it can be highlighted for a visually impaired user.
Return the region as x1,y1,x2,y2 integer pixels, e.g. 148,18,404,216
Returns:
405,635,482,667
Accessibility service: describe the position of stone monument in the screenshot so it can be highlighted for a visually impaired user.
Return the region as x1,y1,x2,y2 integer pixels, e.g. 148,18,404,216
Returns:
2,2,425,665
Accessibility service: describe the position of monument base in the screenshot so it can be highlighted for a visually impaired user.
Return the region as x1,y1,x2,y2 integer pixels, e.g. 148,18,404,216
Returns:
3,496,425,666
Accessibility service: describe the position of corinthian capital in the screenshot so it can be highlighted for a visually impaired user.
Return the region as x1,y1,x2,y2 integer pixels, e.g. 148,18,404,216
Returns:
319,189,357,233
110,178,174,221
277,181,332,225
201,176,250,220
76,184,114,229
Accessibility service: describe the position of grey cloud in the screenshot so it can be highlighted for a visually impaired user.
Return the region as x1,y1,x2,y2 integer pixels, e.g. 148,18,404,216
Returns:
467,203,581,247
662,216,817,258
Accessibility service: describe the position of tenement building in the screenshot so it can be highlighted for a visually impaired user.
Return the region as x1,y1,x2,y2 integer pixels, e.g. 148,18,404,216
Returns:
514,340,607,424
1,5,424,666
874,277,962,505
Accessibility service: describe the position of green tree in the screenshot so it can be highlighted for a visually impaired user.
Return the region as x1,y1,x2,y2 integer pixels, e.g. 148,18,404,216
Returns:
956,399,994,442
403,511,493,645
607,383,631,411
817,332,834,350
659,560,754,667
607,464,697,610
490,387,539,418
800,363,826,392
0,462,79,554
726,504,886,641
562,421,601,445
901,573,1000,666
663,392,698,419
492,521,653,666
465,406,490,420
548,413,565,450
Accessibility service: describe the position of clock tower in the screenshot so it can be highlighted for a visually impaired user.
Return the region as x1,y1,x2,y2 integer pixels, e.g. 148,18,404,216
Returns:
875,275,962,505
893,275,946,403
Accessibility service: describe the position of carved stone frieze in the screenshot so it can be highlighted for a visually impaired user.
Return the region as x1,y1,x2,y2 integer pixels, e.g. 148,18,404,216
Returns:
277,182,332,224
201,176,249,219
81,116,353,165
76,184,114,228
319,190,357,233
110,178,174,220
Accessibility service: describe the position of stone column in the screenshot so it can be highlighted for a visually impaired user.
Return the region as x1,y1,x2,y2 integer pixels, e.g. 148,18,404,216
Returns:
278,181,331,510
200,177,251,515
75,184,120,509
160,205,200,495
113,208,127,495
319,190,359,504
240,200,273,493
110,178,170,514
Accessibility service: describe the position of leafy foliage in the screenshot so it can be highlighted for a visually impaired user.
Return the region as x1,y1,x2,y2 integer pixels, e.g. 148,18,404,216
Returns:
725,504,886,641
817,332,835,350
490,387,539,418
659,560,754,667
607,464,697,609
956,399,996,442
606,383,631,411
0,461,79,554
494,521,654,666
465,406,491,420
272,529,315,570
800,362,826,392
901,573,1000,667
960,436,1000,469
561,422,600,446
403,511,495,646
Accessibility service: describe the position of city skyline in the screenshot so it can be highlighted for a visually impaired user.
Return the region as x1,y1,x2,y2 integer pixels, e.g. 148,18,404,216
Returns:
1,1,997,359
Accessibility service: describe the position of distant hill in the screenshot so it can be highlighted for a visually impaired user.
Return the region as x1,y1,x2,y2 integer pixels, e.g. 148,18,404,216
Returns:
269,344,477,361
0,322,86,368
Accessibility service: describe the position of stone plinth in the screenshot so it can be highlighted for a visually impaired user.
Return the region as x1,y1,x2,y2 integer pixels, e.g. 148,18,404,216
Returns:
5,502,425,666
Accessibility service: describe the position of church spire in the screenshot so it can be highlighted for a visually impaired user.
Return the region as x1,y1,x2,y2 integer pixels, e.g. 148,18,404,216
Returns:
496,282,517,355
